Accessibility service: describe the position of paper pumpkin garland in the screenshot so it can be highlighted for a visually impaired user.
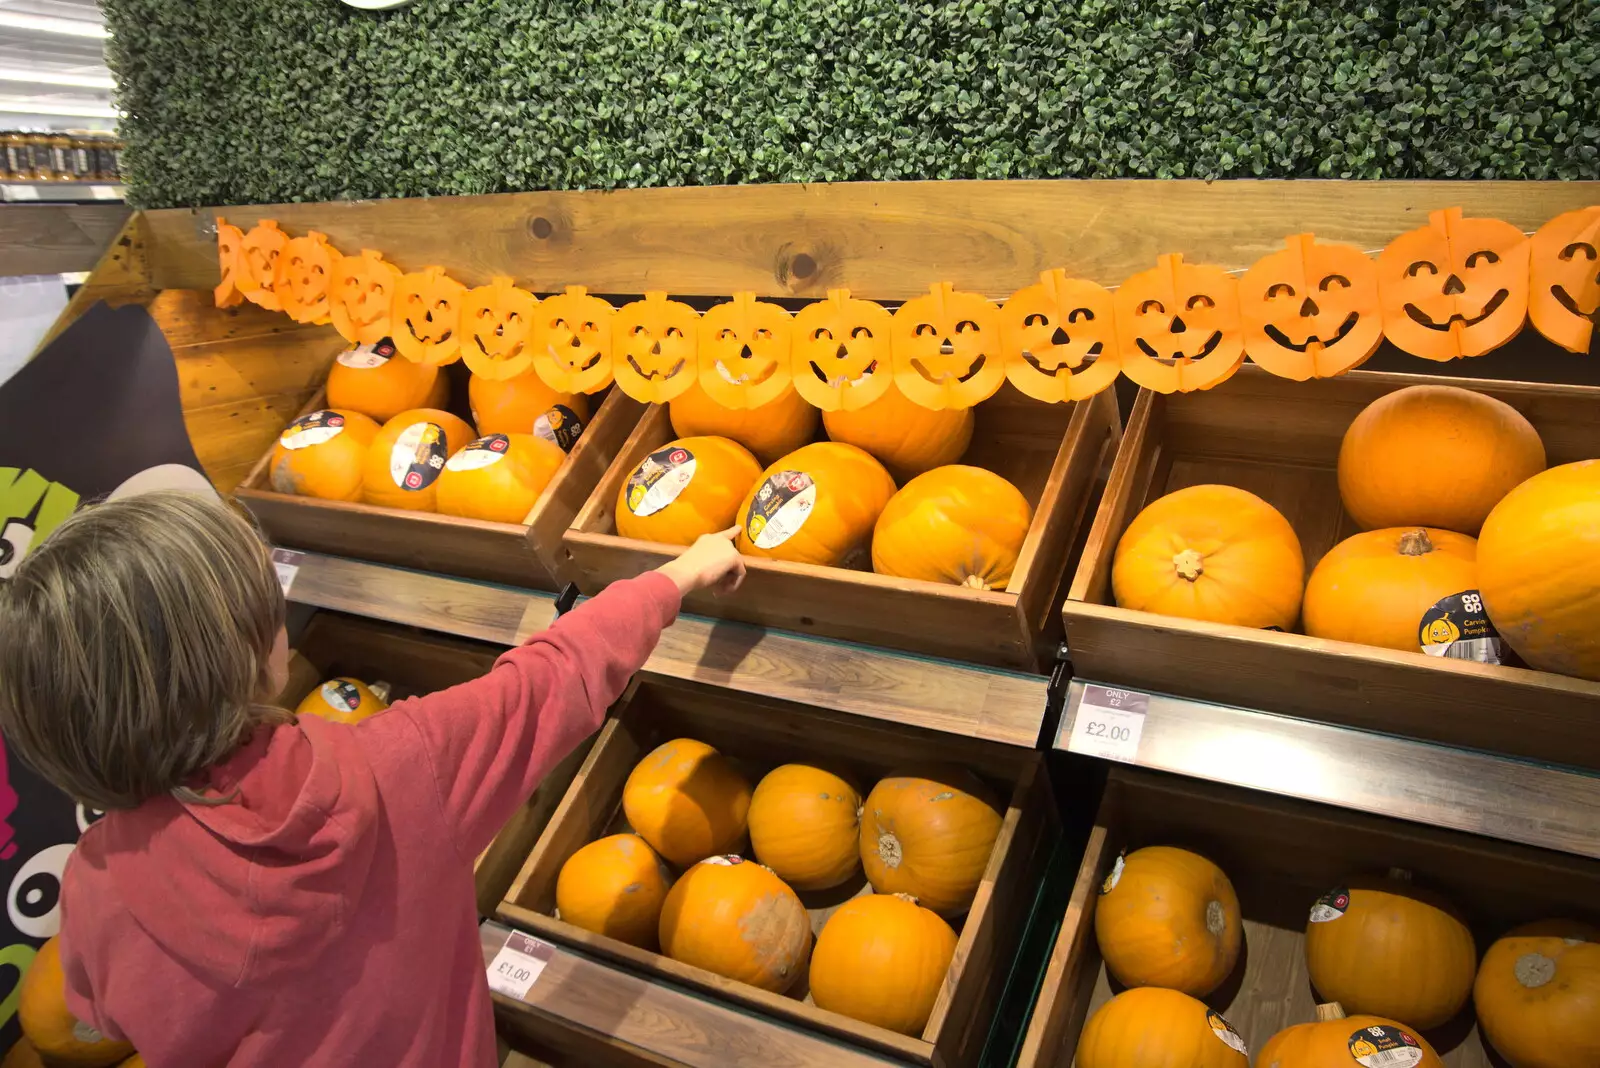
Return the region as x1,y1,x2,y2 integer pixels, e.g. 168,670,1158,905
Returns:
1114,253,1246,394
1000,270,1120,403
392,266,468,366
890,282,1007,410
698,292,794,409
612,292,701,403
329,249,403,346
213,220,245,309
460,276,540,381
275,230,338,325
1528,206,1600,354
533,285,615,394
237,220,289,312
1239,233,1384,380
791,289,894,412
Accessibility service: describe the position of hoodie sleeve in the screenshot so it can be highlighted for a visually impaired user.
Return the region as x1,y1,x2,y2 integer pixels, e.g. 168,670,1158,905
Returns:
394,570,680,861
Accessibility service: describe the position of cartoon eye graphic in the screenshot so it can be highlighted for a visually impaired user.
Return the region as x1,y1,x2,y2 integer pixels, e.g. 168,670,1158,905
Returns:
76,805,105,834
9,843,74,939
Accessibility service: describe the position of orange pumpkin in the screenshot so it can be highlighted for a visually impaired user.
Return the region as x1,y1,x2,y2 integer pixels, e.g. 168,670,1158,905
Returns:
391,266,468,367
326,339,447,424
658,856,812,993
555,833,673,950
697,292,795,410
747,765,861,891
1473,920,1600,1068
860,768,1002,916
889,282,1007,410
809,893,957,1035
736,443,896,567
1239,233,1384,381
468,369,587,443
295,677,389,725
791,289,895,412
213,219,245,308
622,739,753,867
1257,1002,1444,1068
1095,846,1242,997
1528,206,1600,355
329,249,403,346
18,937,135,1067
2,1037,46,1068
1112,484,1305,630
1113,253,1246,394
615,436,763,546
361,408,476,512
999,269,1120,403
1377,207,1530,361
268,408,381,501
1077,987,1249,1068
612,292,701,403
1304,870,1476,1030
1478,460,1600,680
275,230,337,324
821,383,974,483
1302,528,1484,655
1337,385,1546,535
237,219,288,312
435,433,567,524
670,381,818,467
871,466,1033,590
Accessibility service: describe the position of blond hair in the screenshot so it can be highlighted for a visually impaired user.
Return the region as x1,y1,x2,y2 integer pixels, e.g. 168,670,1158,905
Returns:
0,490,288,809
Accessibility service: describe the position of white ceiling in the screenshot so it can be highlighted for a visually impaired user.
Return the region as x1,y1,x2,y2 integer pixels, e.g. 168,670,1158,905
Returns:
0,0,116,131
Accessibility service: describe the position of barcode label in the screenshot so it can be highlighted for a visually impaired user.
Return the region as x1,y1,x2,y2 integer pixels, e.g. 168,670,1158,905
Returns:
486,931,553,1000
1066,685,1149,763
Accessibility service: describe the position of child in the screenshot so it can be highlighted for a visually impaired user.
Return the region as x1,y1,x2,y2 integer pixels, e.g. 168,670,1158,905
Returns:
0,489,745,1067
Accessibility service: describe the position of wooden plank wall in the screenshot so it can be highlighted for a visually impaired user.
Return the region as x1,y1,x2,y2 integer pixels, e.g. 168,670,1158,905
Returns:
0,203,131,278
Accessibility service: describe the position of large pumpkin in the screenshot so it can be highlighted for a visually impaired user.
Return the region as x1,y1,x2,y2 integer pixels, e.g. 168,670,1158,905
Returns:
669,381,818,466
468,369,588,444
1095,846,1242,997
268,408,381,501
821,384,974,482
1478,460,1600,680
621,739,753,868
736,442,896,567
361,408,476,512
808,893,957,1035
657,856,812,993
295,677,389,725
614,436,763,546
871,466,1033,590
1302,527,1483,654
554,833,673,950
1258,1002,1444,1068
860,768,1002,916
747,764,861,891
1112,484,1305,630
1473,920,1600,1068
1337,385,1545,536
1304,871,1476,1030
326,339,447,423
435,433,567,524
1077,987,1249,1068
18,937,135,1067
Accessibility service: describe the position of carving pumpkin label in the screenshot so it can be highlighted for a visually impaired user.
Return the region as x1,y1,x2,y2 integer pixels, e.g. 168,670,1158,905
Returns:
1309,887,1349,923
446,434,511,472
1347,1025,1424,1067
1099,852,1125,895
279,410,346,451
337,338,396,369
389,422,448,491
745,470,816,549
1419,590,1502,664
1207,1011,1248,1056
535,404,584,453
320,680,363,714
625,446,697,517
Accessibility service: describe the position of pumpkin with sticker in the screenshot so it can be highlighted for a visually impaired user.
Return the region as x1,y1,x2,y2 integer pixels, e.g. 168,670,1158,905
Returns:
614,436,762,546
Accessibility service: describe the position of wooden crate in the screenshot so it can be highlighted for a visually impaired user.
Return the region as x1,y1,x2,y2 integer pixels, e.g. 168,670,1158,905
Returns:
1016,765,1600,1067
562,385,1120,669
282,611,592,915
497,678,1057,1068
237,385,645,590
1064,365,1600,769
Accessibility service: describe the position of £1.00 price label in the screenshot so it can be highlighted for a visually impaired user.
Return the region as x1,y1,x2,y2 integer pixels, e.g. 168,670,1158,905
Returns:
1067,684,1149,763
486,931,554,1000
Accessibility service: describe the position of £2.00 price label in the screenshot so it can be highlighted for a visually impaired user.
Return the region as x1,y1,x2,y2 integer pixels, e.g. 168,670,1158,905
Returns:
1067,684,1149,763
486,930,554,1000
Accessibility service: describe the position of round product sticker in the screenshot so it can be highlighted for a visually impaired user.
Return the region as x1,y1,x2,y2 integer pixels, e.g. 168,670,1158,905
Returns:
745,471,817,549
388,421,448,491
446,434,511,472
1347,1025,1425,1067
1207,1010,1248,1056
535,404,585,453
1100,853,1125,895
1419,589,1503,664
625,446,697,517
336,338,396,368
279,410,346,451
321,680,363,714
1309,887,1350,923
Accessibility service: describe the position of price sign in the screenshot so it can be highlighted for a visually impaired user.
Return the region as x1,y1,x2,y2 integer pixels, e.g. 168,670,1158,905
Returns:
1067,684,1149,762
270,548,305,597
486,930,553,1000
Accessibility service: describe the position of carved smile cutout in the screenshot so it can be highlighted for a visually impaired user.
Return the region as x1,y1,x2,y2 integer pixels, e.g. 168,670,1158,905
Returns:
404,314,452,346
1405,289,1509,331
1135,329,1223,365
714,350,779,386
808,354,878,389
1264,311,1359,352
910,353,988,384
625,355,686,380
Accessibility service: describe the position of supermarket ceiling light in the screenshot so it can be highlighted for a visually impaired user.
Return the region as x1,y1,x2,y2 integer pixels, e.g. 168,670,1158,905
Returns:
0,12,109,39
0,98,121,118
0,68,115,90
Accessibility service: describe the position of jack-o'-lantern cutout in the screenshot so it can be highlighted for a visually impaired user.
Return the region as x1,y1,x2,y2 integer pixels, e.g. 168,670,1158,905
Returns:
460,276,540,381
276,230,337,325
214,220,245,309
791,289,894,412
329,249,402,346
1377,207,1530,361
392,266,467,367
237,220,289,312
532,285,614,394
891,282,1007,410
1240,233,1383,380
1529,206,1600,354
698,292,794,409
1113,253,1246,393
612,292,701,403
999,270,1119,402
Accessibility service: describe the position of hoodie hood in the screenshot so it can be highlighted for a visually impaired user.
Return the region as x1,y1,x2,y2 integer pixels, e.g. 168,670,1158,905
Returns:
82,717,379,987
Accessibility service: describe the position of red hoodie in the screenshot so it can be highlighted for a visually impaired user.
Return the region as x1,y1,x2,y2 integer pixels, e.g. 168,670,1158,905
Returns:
58,572,680,1068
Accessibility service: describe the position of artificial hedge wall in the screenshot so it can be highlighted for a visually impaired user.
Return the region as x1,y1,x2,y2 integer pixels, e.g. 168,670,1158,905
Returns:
105,0,1599,208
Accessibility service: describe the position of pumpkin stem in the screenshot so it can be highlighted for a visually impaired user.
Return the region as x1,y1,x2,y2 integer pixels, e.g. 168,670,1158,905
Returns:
1314,1003,1348,1022
1514,952,1557,989
1172,548,1205,581
962,574,991,591
1397,529,1434,556
891,892,921,905
1387,867,1413,882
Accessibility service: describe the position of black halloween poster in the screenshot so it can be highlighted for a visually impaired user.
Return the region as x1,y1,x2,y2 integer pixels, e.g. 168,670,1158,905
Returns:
0,303,213,1052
